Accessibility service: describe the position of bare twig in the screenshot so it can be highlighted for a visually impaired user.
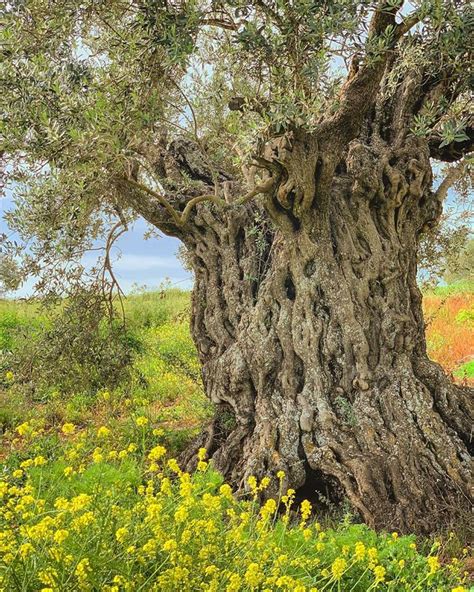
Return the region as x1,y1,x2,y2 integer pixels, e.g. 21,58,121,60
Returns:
101,221,128,324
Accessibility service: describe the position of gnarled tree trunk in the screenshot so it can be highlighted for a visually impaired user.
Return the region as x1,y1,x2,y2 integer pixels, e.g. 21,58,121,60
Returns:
181,136,473,534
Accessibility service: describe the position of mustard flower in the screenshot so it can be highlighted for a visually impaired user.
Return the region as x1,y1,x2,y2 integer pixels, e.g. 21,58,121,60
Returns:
245,563,264,587
300,499,312,522
331,557,347,580
373,565,386,582
61,423,76,435
148,445,166,461
115,527,128,543
428,555,440,575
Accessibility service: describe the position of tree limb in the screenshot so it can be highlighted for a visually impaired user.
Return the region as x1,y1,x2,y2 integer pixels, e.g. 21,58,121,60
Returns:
394,8,424,39
120,177,183,227
435,159,470,202
321,0,404,148
120,175,276,231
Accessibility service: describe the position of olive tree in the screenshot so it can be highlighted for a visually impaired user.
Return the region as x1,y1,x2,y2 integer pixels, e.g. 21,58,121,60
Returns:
1,0,473,532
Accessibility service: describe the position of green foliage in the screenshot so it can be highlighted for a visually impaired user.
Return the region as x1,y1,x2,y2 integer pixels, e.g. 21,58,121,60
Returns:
0,311,24,352
455,309,474,325
428,280,474,297
29,458,142,503
0,288,209,446
0,300,44,352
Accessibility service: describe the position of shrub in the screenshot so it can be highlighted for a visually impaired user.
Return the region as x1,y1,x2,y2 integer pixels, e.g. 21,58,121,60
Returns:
12,290,139,397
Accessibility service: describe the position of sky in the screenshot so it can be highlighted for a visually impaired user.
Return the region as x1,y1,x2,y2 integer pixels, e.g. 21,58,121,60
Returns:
0,189,192,298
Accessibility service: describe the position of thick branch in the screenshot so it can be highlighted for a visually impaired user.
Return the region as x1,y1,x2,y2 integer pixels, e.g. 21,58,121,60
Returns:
180,177,275,224
321,1,404,149
121,177,183,227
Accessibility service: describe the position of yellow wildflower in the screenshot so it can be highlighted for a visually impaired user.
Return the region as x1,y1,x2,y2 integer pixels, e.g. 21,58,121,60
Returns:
331,557,347,580
174,506,188,523
197,460,208,471
54,529,69,544
61,423,76,435
260,498,277,521
245,563,264,587
354,541,366,560
75,557,91,582
373,565,386,582
135,416,148,427
148,445,166,462
16,422,32,437
115,527,128,543
219,484,233,500
19,542,34,558
226,573,242,592
92,448,103,463
427,555,440,575
163,539,177,552
300,499,312,522
247,476,258,493
97,426,111,438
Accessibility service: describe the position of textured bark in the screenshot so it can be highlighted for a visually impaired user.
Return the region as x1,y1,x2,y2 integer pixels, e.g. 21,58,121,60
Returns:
180,137,473,534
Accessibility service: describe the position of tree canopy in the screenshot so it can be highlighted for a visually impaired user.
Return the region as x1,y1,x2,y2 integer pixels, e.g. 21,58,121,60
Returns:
1,0,473,297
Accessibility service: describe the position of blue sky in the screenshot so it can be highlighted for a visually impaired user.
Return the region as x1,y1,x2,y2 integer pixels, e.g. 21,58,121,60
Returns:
1,189,192,297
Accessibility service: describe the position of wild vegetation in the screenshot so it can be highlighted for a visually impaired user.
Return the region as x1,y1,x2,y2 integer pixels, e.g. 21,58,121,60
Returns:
0,283,472,590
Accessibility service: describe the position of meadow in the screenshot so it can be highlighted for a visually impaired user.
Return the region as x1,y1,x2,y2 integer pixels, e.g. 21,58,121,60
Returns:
0,283,472,591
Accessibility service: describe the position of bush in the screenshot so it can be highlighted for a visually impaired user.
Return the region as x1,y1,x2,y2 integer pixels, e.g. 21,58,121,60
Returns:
12,290,139,397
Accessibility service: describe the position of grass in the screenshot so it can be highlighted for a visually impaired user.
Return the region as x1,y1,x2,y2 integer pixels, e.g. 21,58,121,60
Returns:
0,284,473,591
